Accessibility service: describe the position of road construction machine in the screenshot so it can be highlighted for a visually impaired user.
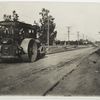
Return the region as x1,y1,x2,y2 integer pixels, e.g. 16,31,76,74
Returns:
0,20,46,62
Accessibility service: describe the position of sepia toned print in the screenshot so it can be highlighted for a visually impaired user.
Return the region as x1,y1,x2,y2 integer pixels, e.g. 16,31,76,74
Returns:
0,2,100,96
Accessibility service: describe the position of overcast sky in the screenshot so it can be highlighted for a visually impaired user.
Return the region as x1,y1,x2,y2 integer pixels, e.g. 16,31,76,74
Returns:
0,2,100,41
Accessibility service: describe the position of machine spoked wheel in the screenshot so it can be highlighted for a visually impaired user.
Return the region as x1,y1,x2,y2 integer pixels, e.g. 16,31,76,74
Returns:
28,41,38,62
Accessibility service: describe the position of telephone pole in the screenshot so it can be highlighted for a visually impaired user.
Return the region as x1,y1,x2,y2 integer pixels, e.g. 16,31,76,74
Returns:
46,9,50,48
47,16,50,48
77,31,80,46
67,26,71,45
82,34,84,45
83,34,84,40
86,35,88,40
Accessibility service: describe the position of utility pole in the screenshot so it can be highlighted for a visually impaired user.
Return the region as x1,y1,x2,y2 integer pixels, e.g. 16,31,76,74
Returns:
77,31,80,46
83,34,84,45
86,35,88,40
47,16,50,48
86,36,88,45
67,26,71,45
46,9,50,48
83,34,84,40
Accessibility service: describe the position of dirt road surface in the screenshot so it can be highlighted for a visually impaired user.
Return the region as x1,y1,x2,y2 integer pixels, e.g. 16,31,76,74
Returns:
0,47,97,95
48,50,100,96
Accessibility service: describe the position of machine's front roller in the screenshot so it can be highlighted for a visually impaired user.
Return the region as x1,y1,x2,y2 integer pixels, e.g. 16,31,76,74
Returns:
21,38,38,62
28,41,38,62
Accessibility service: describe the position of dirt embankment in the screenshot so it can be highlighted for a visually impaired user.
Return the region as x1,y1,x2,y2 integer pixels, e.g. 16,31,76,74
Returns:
49,48,100,96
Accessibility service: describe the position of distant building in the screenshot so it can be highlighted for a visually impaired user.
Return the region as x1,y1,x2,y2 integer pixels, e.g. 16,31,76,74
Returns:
95,41,100,46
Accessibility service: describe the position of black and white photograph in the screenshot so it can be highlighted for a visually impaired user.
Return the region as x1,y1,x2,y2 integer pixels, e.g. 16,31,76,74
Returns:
0,1,100,98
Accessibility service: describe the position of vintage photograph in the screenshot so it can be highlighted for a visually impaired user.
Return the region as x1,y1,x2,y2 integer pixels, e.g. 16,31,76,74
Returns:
0,1,100,96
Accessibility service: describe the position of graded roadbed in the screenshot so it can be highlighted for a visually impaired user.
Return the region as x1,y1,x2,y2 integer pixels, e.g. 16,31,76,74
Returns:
46,46,91,54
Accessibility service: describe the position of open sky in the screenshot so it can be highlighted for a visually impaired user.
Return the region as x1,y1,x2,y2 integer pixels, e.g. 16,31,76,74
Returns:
0,2,100,41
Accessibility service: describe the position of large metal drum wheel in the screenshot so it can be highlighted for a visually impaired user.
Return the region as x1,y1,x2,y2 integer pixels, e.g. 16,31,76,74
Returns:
28,41,38,62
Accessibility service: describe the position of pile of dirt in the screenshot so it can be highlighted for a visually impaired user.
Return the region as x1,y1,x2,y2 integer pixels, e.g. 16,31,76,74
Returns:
49,48,100,96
